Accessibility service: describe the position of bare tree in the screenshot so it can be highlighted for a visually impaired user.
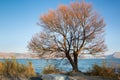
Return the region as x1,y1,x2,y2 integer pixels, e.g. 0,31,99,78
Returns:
28,1,107,72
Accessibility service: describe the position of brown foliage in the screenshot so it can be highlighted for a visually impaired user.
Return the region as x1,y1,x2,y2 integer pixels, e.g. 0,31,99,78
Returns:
42,64,61,74
87,62,120,79
0,59,36,79
28,1,107,72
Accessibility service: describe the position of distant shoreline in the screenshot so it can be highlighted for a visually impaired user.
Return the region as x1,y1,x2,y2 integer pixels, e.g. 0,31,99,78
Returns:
0,58,120,60
0,52,120,59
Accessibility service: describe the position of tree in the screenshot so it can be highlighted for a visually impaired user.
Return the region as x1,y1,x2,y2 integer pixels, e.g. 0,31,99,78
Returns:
28,1,107,72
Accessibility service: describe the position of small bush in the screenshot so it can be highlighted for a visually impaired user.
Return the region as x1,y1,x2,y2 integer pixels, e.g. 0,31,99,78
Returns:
0,59,36,79
0,62,4,76
25,62,36,77
42,64,61,74
88,64,115,78
87,61,120,78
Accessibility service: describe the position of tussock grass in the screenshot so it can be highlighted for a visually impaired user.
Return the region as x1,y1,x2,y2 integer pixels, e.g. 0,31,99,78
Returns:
42,64,61,74
25,62,36,77
0,59,36,79
87,61,120,79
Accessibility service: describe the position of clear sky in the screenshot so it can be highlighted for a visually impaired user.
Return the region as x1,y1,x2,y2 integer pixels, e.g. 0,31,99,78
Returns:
0,0,120,54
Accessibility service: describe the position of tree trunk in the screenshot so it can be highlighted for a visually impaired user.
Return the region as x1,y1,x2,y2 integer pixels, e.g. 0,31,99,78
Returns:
73,53,79,72
65,53,75,69
65,52,79,72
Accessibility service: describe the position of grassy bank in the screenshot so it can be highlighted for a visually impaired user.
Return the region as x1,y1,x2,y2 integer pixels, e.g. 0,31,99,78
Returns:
0,59,120,80
41,63,120,80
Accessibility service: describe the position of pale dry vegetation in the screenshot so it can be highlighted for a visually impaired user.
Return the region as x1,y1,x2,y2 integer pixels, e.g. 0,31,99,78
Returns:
42,64,61,74
87,61,120,79
0,59,36,80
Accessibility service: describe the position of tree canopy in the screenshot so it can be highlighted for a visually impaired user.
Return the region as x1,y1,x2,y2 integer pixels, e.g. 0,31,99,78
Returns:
28,1,107,72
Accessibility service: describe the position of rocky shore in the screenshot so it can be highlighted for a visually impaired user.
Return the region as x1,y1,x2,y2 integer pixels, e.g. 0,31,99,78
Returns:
1,72,119,80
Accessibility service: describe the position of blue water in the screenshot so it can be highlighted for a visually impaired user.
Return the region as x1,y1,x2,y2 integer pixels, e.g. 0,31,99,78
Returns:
0,58,120,73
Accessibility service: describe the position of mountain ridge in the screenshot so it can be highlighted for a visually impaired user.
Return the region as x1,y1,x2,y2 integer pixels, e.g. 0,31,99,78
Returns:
0,52,119,59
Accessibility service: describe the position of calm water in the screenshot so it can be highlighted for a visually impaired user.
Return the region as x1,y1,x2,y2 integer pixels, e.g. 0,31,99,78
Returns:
0,58,120,73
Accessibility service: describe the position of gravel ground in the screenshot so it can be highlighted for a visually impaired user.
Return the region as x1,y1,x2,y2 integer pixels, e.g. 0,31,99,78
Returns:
0,73,119,80
67,72,119,80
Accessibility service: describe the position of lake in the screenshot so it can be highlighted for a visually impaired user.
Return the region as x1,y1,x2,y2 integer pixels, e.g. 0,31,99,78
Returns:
0,58,120,73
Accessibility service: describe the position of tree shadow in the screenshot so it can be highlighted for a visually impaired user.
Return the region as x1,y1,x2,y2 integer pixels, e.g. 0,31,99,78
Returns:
30,77,42,80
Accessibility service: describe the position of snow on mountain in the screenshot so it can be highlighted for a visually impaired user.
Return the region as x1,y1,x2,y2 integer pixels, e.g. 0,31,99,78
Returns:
0,52,119,59
105,52,120,59
79,54,106,59
113,52,120,58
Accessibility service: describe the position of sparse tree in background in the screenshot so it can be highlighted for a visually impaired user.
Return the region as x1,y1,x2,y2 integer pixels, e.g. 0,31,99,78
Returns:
28,1,107,72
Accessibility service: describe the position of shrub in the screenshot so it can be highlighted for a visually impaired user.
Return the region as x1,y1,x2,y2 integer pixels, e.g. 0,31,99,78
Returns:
42,64,61,74
87,61,120,78
0,62,4,78
88,64,115,78
0,59,36,79
25,62,36,77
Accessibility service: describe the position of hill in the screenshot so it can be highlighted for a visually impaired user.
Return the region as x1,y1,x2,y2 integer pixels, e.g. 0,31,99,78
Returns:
113,52,120,58
0,52,119,59
0,52,39,59
106,52,120,59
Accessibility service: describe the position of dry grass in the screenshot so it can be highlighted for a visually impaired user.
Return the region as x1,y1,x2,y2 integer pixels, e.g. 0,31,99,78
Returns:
25,62,36,77
42,64,61,74
87,61,120,79
0,59,36,79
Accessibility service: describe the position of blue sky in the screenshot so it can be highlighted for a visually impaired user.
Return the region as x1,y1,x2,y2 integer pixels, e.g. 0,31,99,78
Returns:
0,0,120,54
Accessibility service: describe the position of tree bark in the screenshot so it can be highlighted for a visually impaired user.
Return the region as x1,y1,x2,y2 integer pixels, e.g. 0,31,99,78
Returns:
65,52,79,72
65,53,74,69
73,52,79,72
